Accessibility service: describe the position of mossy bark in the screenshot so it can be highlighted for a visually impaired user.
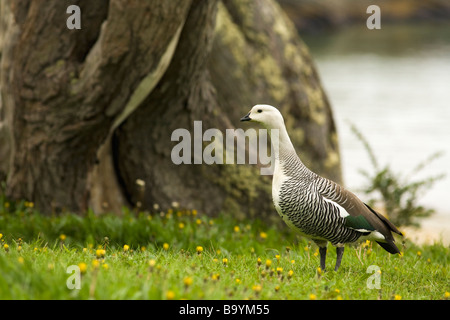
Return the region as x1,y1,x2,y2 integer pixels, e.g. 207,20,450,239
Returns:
0,0,341,218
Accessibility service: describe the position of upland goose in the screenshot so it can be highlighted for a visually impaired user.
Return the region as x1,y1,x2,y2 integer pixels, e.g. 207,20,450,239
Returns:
241,104,403,271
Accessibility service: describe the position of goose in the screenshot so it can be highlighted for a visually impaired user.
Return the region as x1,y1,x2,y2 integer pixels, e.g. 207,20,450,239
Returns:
241,104,403,271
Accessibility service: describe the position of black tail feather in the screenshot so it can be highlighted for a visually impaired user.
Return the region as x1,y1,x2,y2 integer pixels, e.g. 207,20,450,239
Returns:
376,241,400,254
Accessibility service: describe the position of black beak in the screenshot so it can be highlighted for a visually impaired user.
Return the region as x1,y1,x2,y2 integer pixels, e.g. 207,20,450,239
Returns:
240,112,251,122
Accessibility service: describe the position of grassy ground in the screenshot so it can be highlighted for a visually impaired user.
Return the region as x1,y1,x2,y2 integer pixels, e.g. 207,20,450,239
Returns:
0,200,449,300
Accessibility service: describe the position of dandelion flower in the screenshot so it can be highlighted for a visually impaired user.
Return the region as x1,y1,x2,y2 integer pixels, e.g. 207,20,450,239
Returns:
196,246,203,254
192,209,198,216
102,263,109,270
166,290,175,300
275,254,280,261
123,244,130,252
287,270,294,278
235,278,241,284
444,291,450,299
252,285,262,293
309,294,317,300
0,234,2,240
78,262,87,274
196,219,202,225
417,251,422,257
178,222,185,229
394,294,402,300
96,249,106,258
148,259,156,268
59,234,66,241
265,259,272,268
274,285,280,292
317,267,323,275
18,257,25,264
211,273,220,281
163,243,169,251
257,257,262,266
259,232,267,239
3,243,9,251
276,267,283,275
183,277,193,287
222,258,228,265
233,226,240,233
92,259,100,269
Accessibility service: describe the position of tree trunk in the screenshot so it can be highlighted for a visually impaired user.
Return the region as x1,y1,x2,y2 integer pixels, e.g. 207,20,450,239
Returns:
0,0,341,218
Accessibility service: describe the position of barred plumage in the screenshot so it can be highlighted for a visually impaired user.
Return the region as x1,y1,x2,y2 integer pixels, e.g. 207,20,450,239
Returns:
241,104,403,271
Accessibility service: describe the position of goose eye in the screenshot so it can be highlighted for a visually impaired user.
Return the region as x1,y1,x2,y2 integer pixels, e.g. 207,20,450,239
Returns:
257,109,262,113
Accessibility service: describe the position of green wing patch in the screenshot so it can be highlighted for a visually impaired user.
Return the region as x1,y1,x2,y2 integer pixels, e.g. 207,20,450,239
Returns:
344,215,375,232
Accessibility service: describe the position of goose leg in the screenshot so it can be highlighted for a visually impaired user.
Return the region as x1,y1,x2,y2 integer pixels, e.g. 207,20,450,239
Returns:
335,246,345,271
319,247,327,271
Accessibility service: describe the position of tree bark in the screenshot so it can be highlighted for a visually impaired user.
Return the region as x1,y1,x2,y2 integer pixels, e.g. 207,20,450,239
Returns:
0,0,341,218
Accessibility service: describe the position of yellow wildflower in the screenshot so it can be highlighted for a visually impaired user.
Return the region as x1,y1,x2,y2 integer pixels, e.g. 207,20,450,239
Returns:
0,234,2,240
178,222,185,229
59,234,66,241
309,293,317,300
275,254,280,261
417,251,422,257
102,263,109,270
235,278,241,284
252,285,262,293
18,257,25,264
163,243,169,251
3,243,9,251
96,249,106,258
183,277,193,287
196,246,203,254
211,273,220,281
222,258,228,265
78,262,87,274
234,226,240,233
92,259,100,269
259,232,267,239
276,267,283,275
394,294,402,300
257,257,262,266
265,259,272,268
166,290,175,300
123,244,130,252
444,291,450,299
148,259,156,268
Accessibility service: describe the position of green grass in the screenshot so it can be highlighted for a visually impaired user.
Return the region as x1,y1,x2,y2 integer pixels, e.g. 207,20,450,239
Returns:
0,200,449,300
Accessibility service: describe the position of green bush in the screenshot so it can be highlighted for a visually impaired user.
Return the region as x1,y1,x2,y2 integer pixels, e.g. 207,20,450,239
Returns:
350,123,445,228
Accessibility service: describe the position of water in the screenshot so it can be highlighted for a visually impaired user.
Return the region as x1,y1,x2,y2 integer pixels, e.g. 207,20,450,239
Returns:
303,23,450,241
